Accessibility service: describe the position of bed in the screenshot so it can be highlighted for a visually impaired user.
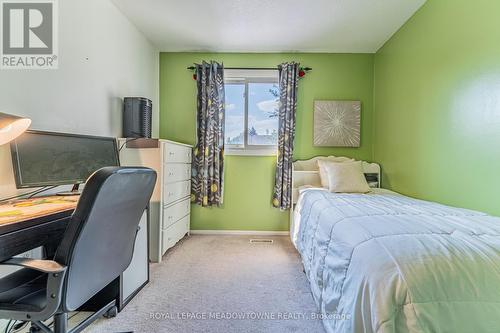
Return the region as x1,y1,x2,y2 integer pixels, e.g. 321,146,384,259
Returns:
291,156,500,333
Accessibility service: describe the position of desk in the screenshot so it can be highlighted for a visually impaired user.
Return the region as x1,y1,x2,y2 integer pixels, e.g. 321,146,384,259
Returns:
0,196,77,226
0,196,76,262
0,195,149,311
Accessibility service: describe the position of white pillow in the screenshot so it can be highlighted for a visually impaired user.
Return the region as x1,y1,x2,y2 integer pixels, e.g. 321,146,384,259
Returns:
324,161,370,193
317,157,354,188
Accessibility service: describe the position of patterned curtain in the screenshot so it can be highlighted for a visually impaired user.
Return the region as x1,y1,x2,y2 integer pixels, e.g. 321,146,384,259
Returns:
191,61,225,207
272,62,300,210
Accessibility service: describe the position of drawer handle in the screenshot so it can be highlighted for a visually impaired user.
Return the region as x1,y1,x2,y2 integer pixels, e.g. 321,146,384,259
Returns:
168,216,173,220
168,192,174,196
169,172,173,176
169,152,175,156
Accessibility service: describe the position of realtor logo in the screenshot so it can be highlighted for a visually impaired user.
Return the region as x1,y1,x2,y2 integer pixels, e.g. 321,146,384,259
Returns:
1,0,58,69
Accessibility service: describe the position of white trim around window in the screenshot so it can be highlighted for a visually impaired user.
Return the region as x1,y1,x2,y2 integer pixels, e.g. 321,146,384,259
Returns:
224,69,278,80
225,146,277,156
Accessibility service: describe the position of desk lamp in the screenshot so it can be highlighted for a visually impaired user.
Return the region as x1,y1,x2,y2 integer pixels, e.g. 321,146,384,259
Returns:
0,112,31,145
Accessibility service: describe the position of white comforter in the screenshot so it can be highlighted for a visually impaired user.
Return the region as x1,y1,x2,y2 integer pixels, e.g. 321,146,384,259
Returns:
293,188,500,333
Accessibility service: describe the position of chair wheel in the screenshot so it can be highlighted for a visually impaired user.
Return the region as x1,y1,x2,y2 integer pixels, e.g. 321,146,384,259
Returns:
104,305,118,318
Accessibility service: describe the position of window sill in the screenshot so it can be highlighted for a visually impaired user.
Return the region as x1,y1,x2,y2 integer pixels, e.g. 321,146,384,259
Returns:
225,148,277,156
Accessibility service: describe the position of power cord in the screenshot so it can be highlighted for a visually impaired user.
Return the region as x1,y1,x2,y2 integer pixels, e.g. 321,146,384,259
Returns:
0,186,58,204
10,321,28,333
5,312,81,333
27,186,58,199
119,130,147,152
0,188,46,203
4,320,13,333
118,137,140,152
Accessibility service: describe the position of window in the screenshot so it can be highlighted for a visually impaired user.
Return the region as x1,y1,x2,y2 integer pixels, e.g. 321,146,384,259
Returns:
224,69,279,156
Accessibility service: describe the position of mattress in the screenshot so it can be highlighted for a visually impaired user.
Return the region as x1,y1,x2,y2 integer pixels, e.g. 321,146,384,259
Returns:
293,188,500,333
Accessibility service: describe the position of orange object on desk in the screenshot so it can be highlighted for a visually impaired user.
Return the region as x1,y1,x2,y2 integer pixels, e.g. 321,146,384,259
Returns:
0,195,79,226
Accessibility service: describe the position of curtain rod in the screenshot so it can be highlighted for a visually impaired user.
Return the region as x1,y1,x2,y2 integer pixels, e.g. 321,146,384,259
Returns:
186,66,312,71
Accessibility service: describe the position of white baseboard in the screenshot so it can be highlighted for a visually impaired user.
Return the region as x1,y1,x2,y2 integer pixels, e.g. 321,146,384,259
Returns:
190,230,289,236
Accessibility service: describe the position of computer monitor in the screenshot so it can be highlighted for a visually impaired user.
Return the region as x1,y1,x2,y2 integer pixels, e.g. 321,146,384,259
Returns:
10,130,120,192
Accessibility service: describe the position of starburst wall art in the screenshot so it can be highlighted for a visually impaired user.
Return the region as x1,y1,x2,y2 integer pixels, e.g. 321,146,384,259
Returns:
313,100,361,147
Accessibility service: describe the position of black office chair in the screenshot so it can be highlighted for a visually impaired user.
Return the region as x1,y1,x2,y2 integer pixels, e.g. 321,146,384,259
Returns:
0,167,156,333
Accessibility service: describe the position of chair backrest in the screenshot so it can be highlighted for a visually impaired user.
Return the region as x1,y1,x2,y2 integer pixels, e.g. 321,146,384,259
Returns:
55,167,156,311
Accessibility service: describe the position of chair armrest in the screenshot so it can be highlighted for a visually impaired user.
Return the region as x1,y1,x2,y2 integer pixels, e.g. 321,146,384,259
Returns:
0,257,67,274
0,257,67,322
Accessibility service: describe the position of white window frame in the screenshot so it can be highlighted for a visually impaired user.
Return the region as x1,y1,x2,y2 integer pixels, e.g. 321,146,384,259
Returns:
224,69,279,156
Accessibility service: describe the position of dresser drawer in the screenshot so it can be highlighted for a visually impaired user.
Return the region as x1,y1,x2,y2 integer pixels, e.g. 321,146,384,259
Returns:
162,215,189,253
164,142,192,164
163,163,191,184
163,180,191,205
162,198,190,229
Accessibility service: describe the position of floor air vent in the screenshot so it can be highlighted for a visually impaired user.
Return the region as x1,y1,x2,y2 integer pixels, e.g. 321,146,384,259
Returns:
249,239,273,244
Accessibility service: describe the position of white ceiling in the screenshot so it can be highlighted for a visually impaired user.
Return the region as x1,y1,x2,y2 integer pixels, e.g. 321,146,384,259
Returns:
112,0,426,53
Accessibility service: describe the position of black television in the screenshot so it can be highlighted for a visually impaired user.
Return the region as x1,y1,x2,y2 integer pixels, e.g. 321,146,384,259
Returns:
10,130,120,192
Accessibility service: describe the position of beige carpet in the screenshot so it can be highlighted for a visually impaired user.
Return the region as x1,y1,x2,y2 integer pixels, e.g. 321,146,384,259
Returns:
85,235,325,333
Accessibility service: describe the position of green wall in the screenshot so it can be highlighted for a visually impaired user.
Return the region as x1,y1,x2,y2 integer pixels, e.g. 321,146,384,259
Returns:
373,0,500,215
160,53,374,230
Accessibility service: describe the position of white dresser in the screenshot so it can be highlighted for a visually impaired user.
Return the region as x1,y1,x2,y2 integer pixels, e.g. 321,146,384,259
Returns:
118,139,192,262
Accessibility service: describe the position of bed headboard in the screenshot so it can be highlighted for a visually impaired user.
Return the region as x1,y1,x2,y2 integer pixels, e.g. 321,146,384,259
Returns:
292,156,381,204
